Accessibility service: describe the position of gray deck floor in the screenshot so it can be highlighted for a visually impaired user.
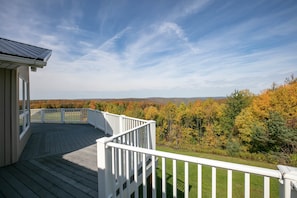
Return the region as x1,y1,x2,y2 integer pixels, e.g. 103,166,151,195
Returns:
0,123,105,198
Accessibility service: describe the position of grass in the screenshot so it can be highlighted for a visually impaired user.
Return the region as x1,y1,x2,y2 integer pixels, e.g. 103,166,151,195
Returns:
155,145,279,198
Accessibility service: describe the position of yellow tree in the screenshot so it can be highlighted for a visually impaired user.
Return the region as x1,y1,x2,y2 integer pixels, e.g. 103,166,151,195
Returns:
235,107,265,152
250,90,271,120
144,106,159,120
201,99,222,148
270,81,297,129
158,102,177,141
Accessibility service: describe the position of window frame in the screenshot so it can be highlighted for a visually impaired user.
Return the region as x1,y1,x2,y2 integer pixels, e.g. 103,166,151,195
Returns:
19,76,30,137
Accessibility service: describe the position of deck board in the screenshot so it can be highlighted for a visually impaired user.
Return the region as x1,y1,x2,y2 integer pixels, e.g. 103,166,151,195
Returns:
8,165,55,197
0,123,105,197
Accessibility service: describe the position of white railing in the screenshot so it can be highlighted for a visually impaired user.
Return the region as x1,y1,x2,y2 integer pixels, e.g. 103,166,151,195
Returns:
31,108,88,123
54,108,157,197
87,109,148,136
97,119,156,198
30,108,148,136
98,141,297,198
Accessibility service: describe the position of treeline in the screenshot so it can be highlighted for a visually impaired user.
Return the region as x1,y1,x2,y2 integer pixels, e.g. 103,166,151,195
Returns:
31,76,297,165
31,99,90,109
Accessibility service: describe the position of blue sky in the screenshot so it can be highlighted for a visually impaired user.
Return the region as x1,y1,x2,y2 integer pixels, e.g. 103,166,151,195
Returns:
1,0,296,99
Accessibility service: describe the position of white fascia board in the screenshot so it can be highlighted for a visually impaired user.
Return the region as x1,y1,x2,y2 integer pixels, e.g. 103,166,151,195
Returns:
0,54,47,68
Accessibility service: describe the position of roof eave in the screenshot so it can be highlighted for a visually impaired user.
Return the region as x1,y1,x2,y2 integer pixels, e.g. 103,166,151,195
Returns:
0,54,48,68
40,50,52,62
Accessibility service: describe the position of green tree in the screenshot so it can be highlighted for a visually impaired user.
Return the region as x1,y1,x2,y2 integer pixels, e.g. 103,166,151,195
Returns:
220,90,254,138
250,111,297,154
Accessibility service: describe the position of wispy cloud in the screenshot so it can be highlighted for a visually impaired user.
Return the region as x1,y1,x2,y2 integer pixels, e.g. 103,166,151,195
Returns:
1,0,296,99
169,0,211,20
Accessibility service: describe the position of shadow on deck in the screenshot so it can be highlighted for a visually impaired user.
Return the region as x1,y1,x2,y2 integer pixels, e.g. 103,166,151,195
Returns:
0,123,105,198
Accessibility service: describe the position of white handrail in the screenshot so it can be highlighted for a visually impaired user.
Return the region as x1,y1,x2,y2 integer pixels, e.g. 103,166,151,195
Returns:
107,142,282,179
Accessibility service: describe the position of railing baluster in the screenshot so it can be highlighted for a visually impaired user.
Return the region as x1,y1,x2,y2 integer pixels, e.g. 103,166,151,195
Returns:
111,147,116,197
162,157,166,198
152,155,156,198
173,159,177,198
245,173,250,198
185,162,189,198
198,164,202,198
146,125,150,149
134,151,139,198
227,170,232,198
119,148,123,196
264,176,270,198
126,149,130,197
284,178,291,198
130,132,133,146
212,167,216,198
142,153,147,198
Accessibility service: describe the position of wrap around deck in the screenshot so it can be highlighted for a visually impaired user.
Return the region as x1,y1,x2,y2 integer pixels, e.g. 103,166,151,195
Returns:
0,123,105,198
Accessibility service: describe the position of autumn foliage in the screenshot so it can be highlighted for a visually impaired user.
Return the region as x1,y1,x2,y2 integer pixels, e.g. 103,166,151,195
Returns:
31,76,297,165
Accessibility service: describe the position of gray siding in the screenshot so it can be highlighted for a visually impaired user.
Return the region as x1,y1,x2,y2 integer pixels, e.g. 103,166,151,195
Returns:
0,68,17,167
0,66,31,167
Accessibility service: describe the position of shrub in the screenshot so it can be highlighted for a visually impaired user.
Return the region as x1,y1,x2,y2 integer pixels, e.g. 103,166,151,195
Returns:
226,140,240,156
289,154,297,166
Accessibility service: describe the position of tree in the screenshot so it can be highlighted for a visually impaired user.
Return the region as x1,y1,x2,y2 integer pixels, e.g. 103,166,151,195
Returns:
220,90,254,138
235,107,260,151
266,111,297,153
144,106,159,120
159,102,177,141
250,111,297,154
201,99,222,148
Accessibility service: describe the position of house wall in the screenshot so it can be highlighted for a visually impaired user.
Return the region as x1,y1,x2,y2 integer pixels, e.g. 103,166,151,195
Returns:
17,66,31,160
0,66,31,167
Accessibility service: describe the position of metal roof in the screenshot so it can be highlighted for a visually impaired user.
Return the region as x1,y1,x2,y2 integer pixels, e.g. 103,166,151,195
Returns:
0,37,52,61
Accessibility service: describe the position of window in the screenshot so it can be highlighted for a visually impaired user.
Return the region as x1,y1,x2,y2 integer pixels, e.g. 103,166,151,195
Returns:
19,77,30,135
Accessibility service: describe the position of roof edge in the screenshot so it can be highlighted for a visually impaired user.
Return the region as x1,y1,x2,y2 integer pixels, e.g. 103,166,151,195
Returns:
0,54,47,68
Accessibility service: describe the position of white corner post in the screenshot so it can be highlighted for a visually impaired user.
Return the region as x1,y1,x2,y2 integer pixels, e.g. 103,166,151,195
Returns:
97,137,113,198
119,115,125,133
149,120,156,150
103,112,108,135
278,165,297,198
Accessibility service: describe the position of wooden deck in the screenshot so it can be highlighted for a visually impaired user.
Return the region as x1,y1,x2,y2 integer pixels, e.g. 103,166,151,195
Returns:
0,123,105,198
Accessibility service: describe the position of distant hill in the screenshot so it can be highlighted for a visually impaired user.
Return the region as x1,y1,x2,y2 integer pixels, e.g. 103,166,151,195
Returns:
147,97,225,104
99,97,226,104
30,97,226,108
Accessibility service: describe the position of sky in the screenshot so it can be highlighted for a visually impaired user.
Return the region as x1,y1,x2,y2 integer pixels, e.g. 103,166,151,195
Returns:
0,0,296,99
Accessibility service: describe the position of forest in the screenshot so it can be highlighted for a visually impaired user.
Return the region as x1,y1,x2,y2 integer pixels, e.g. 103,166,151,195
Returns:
31,76,297,165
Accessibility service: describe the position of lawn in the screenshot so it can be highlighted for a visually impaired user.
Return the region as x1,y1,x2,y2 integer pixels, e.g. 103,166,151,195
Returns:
155,146,279,198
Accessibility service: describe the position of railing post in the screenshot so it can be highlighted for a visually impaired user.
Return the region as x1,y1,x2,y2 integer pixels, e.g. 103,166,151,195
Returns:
278,165,297,198
41,109,45,123
103,112,108,135
97,137,112,198
61,108,65,123
149,121,156,150
120,115,125,133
